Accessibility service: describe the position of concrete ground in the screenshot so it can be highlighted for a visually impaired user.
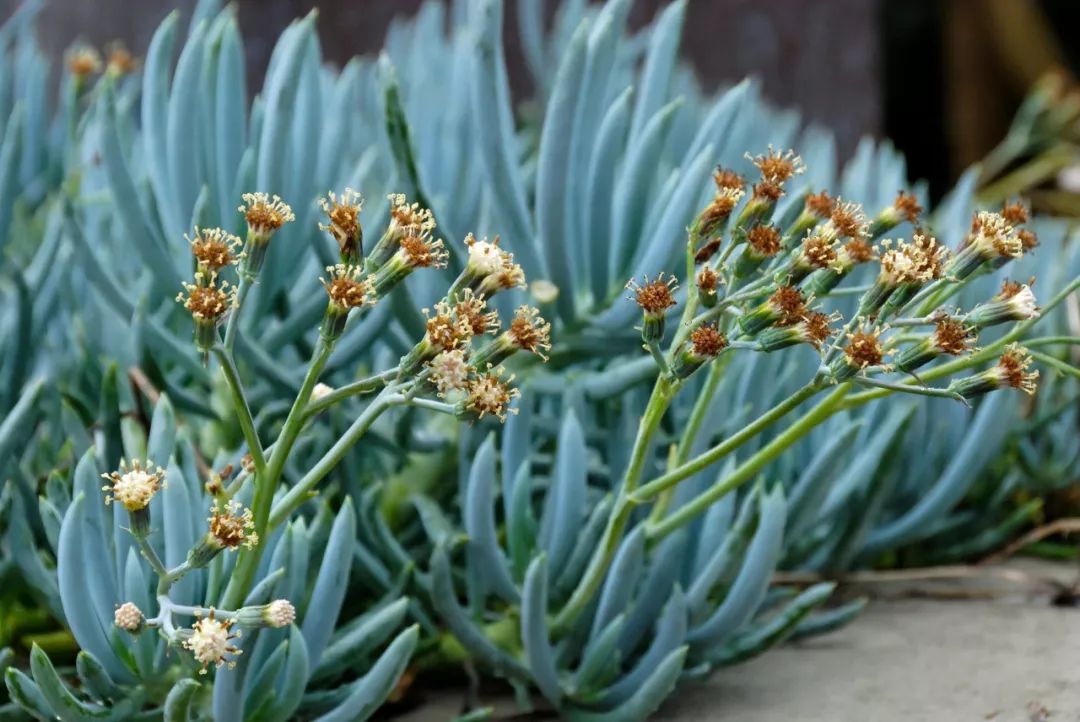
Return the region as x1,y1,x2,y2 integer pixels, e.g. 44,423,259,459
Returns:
393,561,1079,721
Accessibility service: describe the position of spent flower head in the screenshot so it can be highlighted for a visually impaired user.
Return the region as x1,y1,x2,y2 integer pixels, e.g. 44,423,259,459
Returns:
950,344,1039,399
319,189,364,262
188,227,243,278
804,191,835,219
423,300,473,352
627,274,678,317
208,500,258,550
239,193,295,243
507,306,552,359
321,264,376,312
428,349,475,396
461,366,520,421
746,224,782,258
105,41,139,76
67,45,102,79
757,310,837,352
454,289,500,337
825,200,869,241
967,280,1039,327
837,323,889,376
748,146,805,185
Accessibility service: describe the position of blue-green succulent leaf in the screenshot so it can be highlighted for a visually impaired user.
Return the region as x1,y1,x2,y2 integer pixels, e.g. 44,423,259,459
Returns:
312,625,419,722
465,435,520,603
521,556,561,705
301,497,356,669
688,484,786,648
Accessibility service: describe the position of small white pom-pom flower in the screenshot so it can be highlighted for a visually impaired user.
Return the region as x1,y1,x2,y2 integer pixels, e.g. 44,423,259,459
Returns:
265,600,296,628
183,610,241,673
114,602,144,631
101,459,165,511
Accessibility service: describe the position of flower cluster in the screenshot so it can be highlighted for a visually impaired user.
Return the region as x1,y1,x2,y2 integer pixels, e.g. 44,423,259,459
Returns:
627,148,1044,404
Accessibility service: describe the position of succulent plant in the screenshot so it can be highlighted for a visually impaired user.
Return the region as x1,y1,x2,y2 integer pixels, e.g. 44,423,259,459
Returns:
1,0,1078,720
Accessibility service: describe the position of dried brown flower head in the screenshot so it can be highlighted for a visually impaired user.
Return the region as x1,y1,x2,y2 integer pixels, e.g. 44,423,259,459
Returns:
996,344,1039,394
844,326,887,369
752,180,784,202
893,191,922,224
931,316,974,355
319,189,363,256
1017,229,1039,251
188,227,243,275
690,323,728,357
208,500,258,550
696,266,720,296
1000,200,1029,226
400,231,448,268
178,281,235,321
713,168,745,191
804,191,834,219
627,273,678,316
454,289,500,337
747,147,805,184
106,42,139,75
239,193,295,240
508,306,552,359
828,200,869,240
465,367,520,421
425,300,472,351
321,265,376,311
801,234,838,269
769,285,808,326
840,238,876,266
747,225,782,257
799,311,836,349
693,237,723,264
67,46,102,78
701,187,744,225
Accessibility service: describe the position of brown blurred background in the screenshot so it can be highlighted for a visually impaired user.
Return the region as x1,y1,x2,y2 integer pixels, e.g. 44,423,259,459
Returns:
5,0,1080,200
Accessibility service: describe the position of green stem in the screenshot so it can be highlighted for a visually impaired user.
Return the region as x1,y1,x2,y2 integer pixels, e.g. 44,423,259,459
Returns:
134,535,168,579
1025,335,1080,349
854,375,967,402
647,341,671,377
222,276,253,351
304,366,400,418
220,337,335,609
1027,350,1080,380
212,347,266,475
632,382,821,504
550,375,674,636
408,397,457,415
645,383,850,540
269,390,402,527
675,356,728,466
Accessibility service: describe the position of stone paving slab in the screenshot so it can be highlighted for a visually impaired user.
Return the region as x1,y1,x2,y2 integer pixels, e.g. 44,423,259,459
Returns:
392,562,1080,721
